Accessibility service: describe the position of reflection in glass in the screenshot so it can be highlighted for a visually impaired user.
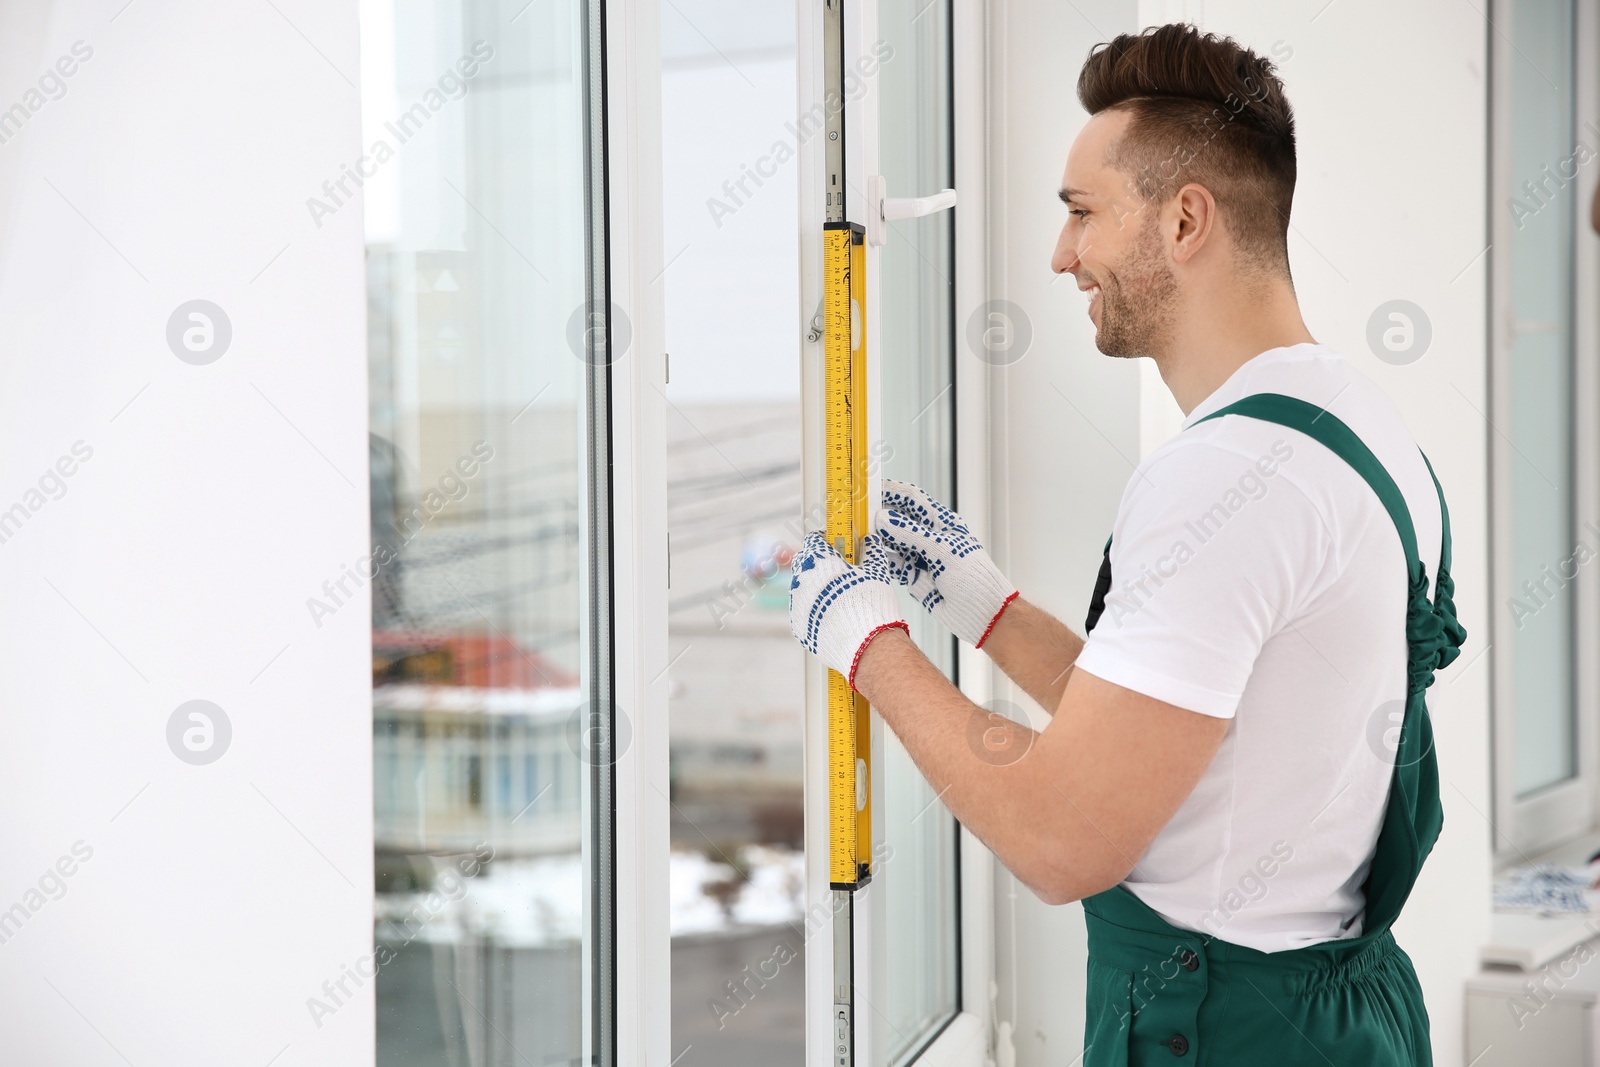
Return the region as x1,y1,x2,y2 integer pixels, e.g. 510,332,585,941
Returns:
661,3,809,1064
362,1,599,1063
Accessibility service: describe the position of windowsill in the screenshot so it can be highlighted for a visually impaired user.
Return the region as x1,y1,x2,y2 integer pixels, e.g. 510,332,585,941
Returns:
1494,828,1600,875
1480,829,1600,970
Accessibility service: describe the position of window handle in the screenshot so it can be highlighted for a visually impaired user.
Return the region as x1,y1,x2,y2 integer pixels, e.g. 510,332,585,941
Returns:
867,175,957,246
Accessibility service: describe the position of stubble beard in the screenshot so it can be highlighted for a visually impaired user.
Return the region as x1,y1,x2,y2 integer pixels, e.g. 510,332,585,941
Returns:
1093,216,1177,361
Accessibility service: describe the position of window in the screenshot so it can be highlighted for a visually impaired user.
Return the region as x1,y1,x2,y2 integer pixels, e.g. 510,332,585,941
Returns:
1490,0,1600,855
358,0,981,1060
361,0,613,1061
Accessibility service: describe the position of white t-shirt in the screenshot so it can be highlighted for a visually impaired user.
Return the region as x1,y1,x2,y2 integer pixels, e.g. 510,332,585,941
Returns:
1072,342,1446,953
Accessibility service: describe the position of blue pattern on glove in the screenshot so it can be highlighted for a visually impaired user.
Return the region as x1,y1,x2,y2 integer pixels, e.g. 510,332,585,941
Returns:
790,531,901,658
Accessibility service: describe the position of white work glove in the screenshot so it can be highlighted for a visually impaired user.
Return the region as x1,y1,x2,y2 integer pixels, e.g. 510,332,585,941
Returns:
788,530,910,691
873,478,1019,649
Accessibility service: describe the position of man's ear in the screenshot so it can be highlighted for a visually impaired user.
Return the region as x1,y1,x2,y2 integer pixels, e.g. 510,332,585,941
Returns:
1169,183,1216,264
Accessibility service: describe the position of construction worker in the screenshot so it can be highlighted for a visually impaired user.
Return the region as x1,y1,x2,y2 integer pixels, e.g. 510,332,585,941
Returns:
788,23,1466,1066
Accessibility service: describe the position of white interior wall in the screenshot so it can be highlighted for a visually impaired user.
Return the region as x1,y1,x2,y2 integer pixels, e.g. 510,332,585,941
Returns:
989,3,1492,1066
985,1,1141,1063
0,3,371,1064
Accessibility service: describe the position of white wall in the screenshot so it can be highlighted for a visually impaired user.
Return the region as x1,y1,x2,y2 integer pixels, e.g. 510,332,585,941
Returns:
990,3,1492,1066
0,3,371,1064
985,1,1140,1062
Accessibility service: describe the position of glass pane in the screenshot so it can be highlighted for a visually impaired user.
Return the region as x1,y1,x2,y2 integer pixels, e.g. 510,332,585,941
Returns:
361,1,604,1063
1508,0,1576,796
877,0,961,1059
660,3,808,1065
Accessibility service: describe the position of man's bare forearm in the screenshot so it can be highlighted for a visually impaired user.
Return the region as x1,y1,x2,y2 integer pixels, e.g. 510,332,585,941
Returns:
979,596,1084,714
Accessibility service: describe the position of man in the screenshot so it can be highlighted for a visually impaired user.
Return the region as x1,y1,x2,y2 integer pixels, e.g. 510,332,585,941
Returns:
787,22,1466,1067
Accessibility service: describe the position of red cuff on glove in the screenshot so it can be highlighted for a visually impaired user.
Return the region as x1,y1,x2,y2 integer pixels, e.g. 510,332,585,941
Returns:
972,590,1019,650
847,620,911,693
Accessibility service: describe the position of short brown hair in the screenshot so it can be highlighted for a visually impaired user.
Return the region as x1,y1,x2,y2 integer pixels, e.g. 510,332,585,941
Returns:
1077,24,1296,274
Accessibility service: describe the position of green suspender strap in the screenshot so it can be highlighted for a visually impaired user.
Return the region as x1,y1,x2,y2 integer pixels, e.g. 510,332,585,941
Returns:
1190,394,1468,934
1077,393,1467,1067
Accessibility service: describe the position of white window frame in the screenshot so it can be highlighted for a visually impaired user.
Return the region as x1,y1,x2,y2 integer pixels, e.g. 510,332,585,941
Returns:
797,0,995,1063
607,0,672,1063
1488,0,1600,860
607,0,993,1058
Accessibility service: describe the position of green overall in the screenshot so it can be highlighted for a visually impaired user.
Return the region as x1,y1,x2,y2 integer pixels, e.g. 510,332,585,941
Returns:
1079,394,1468,1067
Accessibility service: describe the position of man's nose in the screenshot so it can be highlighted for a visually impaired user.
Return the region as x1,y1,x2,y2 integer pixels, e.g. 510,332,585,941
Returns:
1051,227,1079,275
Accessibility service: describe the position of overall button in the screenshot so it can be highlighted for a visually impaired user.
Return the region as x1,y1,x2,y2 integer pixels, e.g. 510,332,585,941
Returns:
1179,949,1199,972
1166,1033,1189,1056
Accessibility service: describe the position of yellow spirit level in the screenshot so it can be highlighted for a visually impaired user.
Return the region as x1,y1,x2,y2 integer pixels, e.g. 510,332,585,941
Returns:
822,219,872,891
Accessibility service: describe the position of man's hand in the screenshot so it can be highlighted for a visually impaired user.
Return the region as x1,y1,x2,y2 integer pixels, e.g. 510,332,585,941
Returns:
874,479,1019,648
787,531,910,690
